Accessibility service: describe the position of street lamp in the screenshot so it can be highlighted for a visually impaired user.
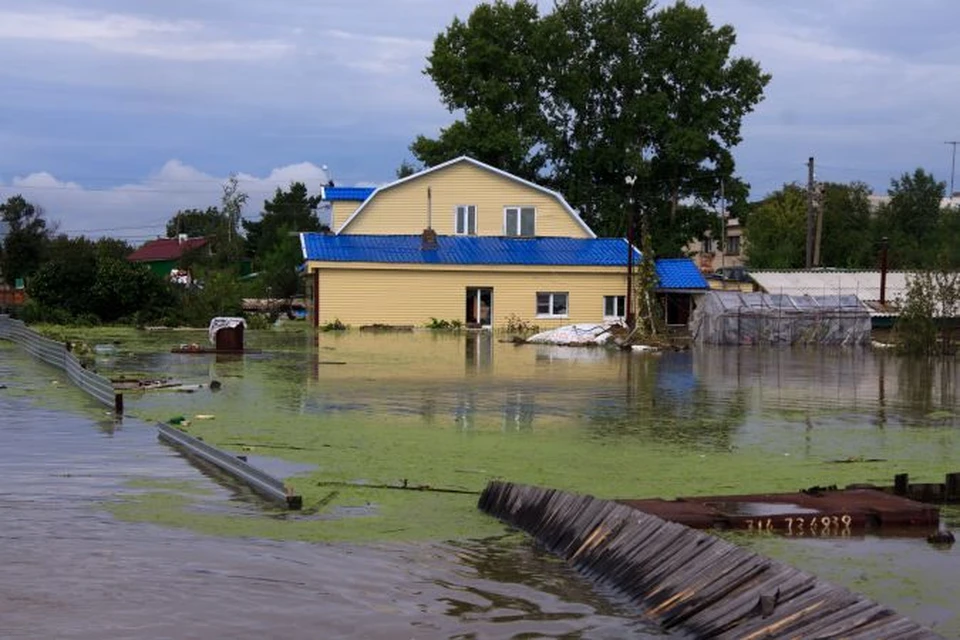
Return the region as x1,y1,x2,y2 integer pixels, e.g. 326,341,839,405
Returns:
624,176,637,329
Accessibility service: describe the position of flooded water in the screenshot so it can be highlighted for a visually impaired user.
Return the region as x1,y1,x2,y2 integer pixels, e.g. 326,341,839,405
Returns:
0,343,661,639
5,329,960,637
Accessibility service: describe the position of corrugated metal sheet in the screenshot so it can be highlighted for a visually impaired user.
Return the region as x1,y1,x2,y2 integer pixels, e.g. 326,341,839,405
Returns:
321,186,376,202
750,270,911,302
302,234,706,290
655,258,710,291
127,237,209,262
302,234,638,267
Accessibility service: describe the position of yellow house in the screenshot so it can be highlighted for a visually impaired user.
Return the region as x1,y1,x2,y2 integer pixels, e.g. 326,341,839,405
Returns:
301,157,706,329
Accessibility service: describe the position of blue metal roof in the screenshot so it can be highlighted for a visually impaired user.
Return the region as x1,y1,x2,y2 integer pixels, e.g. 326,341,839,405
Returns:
321,186,376,202
302,234,639,267
655,258,710,290
301,234,706,290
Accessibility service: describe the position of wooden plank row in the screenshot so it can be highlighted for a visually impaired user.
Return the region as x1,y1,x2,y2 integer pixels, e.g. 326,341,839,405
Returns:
478,482,942,640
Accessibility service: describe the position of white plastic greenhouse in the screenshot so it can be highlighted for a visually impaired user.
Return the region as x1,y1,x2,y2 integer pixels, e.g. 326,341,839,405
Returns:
690,291,871,346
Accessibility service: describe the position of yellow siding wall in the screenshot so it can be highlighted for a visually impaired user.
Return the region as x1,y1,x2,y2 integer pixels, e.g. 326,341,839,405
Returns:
311,263,629,328
340,162,591,238
330,201,361,231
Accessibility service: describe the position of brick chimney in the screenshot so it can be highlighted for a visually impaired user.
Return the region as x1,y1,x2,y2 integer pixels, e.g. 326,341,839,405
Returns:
421,227,438,251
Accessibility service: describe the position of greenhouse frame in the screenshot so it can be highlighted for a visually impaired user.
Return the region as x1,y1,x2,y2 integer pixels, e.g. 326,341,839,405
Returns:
690,291,871,346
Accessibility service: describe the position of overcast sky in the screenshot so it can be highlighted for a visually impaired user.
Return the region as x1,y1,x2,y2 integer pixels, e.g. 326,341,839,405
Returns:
1,0,959,242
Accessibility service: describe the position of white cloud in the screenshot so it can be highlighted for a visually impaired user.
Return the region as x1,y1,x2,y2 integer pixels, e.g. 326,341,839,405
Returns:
0,161,333,243
0,9,292,61
322,29,431,74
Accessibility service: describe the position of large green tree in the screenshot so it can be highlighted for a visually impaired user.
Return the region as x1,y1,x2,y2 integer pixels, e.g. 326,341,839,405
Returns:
28,235,171,323
242,182,323,299
412,0,770,253
818,182,874,268
1,195,50,285
874,168,946,269
744,184,806,269
165,206,224,239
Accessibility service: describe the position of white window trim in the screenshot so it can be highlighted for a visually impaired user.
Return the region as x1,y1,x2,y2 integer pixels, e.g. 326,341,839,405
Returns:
503,206,537,237
603,295,626,320
536,292,569,318
454,204,477,236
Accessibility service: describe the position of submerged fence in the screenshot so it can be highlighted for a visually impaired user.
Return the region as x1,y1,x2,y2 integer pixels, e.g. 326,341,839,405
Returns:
0,314,302,509
0,314,122,412
480,481,941,639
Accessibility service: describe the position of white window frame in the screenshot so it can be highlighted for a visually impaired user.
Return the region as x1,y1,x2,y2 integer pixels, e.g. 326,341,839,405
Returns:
504,206,536,237
603,295,626,319
455,205,477,235
536,292,568,318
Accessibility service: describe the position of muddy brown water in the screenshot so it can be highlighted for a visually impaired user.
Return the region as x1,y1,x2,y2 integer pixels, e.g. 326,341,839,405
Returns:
4,331,960,637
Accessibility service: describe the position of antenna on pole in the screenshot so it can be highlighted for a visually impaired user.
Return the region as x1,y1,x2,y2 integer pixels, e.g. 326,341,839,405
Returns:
945,141,959,198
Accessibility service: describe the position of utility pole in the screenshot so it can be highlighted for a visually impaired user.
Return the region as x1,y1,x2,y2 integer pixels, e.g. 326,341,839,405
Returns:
719,179,726,278
813,182,824,267
806,157,815,269
946,141,959,198
624,176,637,330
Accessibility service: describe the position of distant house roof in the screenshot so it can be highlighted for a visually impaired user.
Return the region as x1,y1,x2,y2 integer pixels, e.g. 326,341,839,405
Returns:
300,233,705,291
127,237,209,262
336,156,596,238
320,186,376,202
749,270,909,301
655,258,710,291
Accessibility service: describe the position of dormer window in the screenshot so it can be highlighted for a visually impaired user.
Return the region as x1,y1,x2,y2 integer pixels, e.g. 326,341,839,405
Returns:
504,206,535,237
455,205,477,235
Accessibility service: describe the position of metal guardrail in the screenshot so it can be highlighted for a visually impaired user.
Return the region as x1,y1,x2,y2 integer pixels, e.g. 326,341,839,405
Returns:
0,315,122,413
1,314,301,510
157,423,303,509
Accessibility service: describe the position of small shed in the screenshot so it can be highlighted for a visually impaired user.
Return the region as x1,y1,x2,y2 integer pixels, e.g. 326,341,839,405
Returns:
690,291,871,346
208,317,246,351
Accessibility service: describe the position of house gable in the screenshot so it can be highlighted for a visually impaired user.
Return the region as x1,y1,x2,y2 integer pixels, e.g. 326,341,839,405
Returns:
336,157,595,238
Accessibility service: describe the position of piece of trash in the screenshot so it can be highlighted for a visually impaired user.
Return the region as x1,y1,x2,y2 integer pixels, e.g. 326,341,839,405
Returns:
51,380,60,385
194,414,215,420
928,530,955,545
209,380,222,391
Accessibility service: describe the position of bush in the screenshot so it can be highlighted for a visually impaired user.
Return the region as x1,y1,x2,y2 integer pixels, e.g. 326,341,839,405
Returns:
320,319,347,332
427,318,462,330
245,314,271,330
504,314,539,336
894,269,960,355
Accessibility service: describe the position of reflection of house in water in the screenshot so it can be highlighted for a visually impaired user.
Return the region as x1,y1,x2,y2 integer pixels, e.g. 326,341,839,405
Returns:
655,351,696,402
465,331,493,372
503,390,535,432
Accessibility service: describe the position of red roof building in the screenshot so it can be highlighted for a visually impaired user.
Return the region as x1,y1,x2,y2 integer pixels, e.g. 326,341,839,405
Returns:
127,236,210,277
127,236,209,263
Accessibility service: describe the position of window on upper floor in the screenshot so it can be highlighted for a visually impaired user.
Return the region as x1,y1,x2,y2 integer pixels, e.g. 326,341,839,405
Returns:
536,292,568,318
455,205,477,235
702,236,714,254
505,207,536,237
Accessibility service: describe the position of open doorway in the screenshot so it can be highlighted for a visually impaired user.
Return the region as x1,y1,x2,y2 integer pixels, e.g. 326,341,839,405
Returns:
465,287,493,327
